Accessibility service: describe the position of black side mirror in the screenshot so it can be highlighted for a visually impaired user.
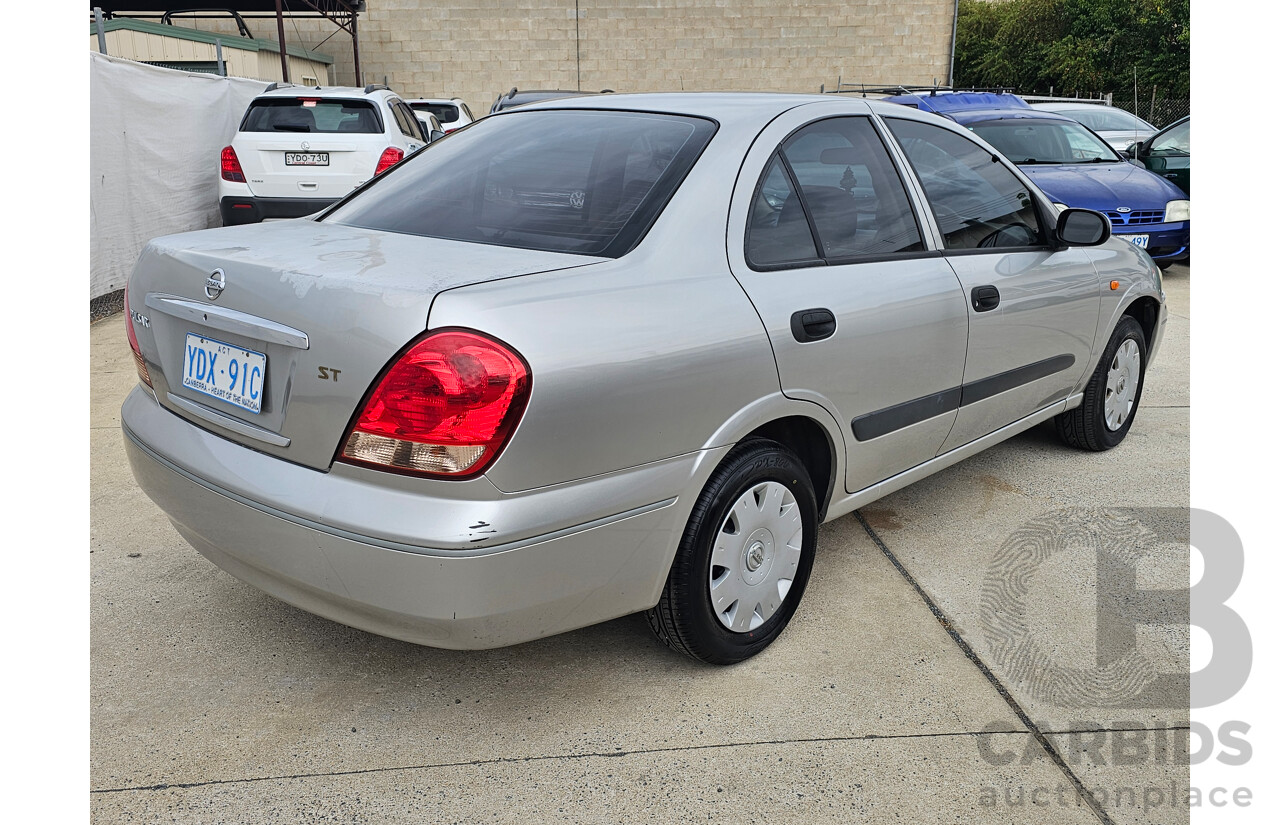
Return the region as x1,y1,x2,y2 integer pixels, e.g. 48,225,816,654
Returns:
1057,208,1111,247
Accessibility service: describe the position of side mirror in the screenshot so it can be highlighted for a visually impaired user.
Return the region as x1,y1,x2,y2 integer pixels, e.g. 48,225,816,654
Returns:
430,130,446,142
1056,208,1111,247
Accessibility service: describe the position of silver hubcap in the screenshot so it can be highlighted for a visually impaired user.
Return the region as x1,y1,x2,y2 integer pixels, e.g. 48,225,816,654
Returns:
1104,338,1141,431
708,481,803,632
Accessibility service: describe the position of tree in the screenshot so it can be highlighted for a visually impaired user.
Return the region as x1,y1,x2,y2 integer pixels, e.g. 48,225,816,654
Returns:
954,0,1189,100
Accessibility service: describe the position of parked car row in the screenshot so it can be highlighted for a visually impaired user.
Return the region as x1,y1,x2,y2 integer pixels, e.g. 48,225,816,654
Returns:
131,91,1166,663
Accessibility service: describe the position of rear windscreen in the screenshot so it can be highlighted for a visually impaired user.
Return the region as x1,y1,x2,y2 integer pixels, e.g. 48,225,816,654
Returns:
324,110,717,257
240,98,383,134
410,102,459,123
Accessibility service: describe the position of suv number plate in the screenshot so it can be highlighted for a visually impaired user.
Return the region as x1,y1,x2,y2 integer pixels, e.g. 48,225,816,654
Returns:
285,152,329,166
183,334,266,414
1122,234,1149,249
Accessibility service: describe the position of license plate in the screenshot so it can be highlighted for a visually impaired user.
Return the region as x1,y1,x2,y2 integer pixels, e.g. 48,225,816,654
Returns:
1121,234,1149,249
285,152,329,166
182,334,266,414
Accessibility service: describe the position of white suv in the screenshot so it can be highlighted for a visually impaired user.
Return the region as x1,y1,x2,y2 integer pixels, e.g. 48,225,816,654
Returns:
220,83,428,225
405,98,475,133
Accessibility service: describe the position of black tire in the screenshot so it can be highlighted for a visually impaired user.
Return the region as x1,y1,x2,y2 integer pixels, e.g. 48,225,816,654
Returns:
646,439,818,665
1055,315,1147,451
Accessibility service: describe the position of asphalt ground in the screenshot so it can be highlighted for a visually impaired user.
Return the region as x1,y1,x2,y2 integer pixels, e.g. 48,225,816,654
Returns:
91,263,1190,824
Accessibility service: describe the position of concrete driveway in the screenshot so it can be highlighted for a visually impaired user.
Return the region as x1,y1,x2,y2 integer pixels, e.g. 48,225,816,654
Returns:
91,264,1190,824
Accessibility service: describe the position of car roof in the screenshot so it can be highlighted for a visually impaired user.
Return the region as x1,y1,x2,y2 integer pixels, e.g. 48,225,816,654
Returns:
407,98,463,105
254,85,397,101
496,92,994,137
879,90,1080,125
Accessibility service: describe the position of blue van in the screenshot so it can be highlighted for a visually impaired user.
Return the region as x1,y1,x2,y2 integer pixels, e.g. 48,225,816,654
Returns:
881,91,1188,267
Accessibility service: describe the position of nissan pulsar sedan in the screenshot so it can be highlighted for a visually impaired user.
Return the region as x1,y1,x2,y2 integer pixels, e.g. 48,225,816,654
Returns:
122,93,1166,665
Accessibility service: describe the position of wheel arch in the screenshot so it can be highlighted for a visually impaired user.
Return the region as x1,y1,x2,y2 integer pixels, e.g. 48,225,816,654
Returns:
1122,295,1161,352
740,415,838,522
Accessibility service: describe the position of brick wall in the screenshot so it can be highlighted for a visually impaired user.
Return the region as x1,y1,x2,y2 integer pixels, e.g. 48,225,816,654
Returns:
179,1,954,114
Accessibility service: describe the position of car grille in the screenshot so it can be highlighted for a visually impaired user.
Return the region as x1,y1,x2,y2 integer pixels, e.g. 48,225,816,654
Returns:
1106,210,1164,226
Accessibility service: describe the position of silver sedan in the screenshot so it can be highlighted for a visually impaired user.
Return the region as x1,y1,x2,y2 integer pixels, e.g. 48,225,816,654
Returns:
121,93,1165,664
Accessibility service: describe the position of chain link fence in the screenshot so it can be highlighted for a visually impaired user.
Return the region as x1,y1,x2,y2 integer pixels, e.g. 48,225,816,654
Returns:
1111,98,1189,128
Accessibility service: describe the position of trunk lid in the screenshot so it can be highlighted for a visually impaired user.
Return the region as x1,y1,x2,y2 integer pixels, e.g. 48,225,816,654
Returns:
130,219,603,470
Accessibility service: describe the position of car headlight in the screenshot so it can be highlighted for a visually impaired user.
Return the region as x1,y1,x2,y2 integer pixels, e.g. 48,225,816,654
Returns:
1052,202,1069,213
1165,200,1190,222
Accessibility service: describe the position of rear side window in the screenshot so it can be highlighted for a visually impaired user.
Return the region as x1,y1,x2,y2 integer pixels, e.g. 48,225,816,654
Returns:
240,98,382,134
412,102,459,124
326,110,717,257
886,118,1046,251
746,116,924,268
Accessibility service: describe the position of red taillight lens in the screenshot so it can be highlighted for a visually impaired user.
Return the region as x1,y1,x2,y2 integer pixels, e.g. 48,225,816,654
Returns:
221,146,246,182
123,287,152,388
340,330,531,477
375,146,404,175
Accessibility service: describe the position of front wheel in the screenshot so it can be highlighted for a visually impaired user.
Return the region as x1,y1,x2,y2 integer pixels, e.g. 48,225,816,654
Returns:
1055,315,1147,451
646,440,817,664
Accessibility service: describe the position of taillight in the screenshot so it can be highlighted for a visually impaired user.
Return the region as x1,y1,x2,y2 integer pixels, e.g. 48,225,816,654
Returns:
123,287,152,388
221,146,245,182
375,147,404,175
340,330,531,478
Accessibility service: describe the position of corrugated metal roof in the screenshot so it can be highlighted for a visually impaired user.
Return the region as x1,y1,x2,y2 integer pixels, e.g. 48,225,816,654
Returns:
92,17,335,64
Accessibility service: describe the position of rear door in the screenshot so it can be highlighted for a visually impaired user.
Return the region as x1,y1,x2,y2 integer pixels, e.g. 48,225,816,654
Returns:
233,96,389,199
881,115,1101,453
726,101,970,494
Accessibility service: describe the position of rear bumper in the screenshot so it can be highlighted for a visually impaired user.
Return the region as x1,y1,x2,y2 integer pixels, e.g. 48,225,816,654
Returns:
219,196,339,226
121,387,720,649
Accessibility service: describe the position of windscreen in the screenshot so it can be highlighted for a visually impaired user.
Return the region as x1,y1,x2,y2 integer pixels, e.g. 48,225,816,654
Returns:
410,102,459,124
969,119,1120,164
240,98,382,134
325,109,717,257
1060,107,1154,133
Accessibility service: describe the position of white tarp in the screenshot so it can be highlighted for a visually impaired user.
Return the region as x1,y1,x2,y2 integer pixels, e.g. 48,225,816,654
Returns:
90,52,266,299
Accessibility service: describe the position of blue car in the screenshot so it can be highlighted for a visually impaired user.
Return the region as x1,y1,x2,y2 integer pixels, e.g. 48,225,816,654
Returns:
882,91,1189,267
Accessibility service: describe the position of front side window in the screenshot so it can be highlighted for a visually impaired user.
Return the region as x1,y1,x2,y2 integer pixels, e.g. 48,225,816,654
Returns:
886,118,1047,251
240,98,382,134
746,116,924,268
326,110,716,257
1150,120,1190,155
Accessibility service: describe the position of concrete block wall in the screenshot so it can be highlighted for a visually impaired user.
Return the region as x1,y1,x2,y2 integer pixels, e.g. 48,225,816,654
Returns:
165,1,954,114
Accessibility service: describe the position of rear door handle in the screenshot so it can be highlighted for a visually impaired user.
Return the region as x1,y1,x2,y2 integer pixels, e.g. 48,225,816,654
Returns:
971,285,1000,312
790,308,837,342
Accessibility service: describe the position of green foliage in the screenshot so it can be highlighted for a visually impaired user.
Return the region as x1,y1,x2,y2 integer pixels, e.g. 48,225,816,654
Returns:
954,0,1189,99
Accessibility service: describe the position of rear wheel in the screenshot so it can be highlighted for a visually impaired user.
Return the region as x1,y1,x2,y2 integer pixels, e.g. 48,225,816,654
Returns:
1055,315,1147,451
646,440,817,664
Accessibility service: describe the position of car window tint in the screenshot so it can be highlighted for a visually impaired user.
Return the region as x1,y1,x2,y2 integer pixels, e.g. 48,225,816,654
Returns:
241,98,381,134
1151,120,1190,155
389,101,422,141
886,118,1046,251
326,110,716,257
778,117,924,259
746,155,820,267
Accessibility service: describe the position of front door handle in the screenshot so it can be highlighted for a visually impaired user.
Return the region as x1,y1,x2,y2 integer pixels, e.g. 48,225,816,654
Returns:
790,308,837,342
971,285,1000,312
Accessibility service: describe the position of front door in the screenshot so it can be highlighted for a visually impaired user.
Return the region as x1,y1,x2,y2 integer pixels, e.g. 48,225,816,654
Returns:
881,116,1101,453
